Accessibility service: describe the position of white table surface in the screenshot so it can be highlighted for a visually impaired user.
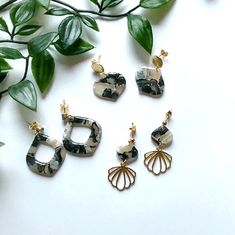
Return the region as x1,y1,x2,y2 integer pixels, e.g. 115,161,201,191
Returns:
1,0,235,234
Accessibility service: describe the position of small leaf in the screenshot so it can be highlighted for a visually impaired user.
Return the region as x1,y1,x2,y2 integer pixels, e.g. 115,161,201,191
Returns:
28,32,57,56
10,0,36,26
32,50,55,94
37,0,51,9
103,0,123,8
8,80,37,111
0,47,24,59
127,14,153,54
58,16,82,49
81,15,99,32
0,142,5,147
140,0,173,8
0,58,12,82
0,17,9,33
90,0,99,6
45,7,73,16
15,25,41,36
54,38,94,56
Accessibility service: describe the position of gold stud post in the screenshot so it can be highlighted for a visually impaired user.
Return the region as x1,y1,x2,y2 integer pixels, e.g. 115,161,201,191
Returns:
91,56,105,75
162,110,172,126
152,49,168,69
128,123,136,144
28,121,43,135
60,100,70,120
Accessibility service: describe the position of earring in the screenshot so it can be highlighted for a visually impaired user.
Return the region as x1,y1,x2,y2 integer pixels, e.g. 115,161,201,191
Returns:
26,122,66,177
91,56,126,101
144,110,173,175
136,50,168,98
108,123,138,191
60,101,102,156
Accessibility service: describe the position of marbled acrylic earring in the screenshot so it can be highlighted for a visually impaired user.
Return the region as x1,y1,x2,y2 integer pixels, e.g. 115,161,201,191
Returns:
108,123,138,191
60,101,102,156
26,122,66,177
136,50,168,98
91,56,126,101
144,110,173,176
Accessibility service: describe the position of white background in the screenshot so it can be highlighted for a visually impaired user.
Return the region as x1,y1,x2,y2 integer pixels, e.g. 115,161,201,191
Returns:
1,0,235,234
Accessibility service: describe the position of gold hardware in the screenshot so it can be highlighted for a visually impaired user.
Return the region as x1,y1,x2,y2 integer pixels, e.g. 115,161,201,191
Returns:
60,100,70,119
28,121,43,135
152,49,168,69
128,123,136,144
162,110,172,126
91,56,105,75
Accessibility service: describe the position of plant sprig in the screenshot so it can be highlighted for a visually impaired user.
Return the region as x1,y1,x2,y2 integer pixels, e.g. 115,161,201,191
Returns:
0,0,174,112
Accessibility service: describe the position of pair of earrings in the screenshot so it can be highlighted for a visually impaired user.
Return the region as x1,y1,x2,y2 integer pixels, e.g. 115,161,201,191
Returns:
91,50,168,101
26,101,102,176
108,110,173,191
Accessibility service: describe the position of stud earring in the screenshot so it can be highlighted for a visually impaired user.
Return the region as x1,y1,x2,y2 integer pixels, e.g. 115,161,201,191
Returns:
144,110,173,175
26,122,66,177
60,101,102,156
136,49,168,98
91,56,126,101
108,123,138,191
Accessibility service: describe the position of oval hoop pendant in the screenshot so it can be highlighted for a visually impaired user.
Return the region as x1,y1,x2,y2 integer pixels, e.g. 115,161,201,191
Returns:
26,133,66,177
63,116,102,156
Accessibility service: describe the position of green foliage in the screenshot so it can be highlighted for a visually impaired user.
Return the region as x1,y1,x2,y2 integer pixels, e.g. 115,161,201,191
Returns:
127,14,153,54
8,80,37,111
81,15,99,32
45,7,72,16
0,47,24,59
0,142,4,147
15,25,41,36
0,58,12,83
0,17,9,33
140,0,173,8
37,0,51,10
31,50,55,94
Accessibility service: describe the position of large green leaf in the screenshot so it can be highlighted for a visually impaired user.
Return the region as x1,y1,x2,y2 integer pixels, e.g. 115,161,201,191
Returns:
45,7,72,16
0,47,24,59
81,15,99,32
58,16,82,49
28,32,57,56
16,25,41,36
8,80,37,111
0,58,12,82
37,0,51,9
54,38,94,56
0,17,9,33
140,0,173,8
0,142,4,147
127,14,153,54
10,0,36,26
31,50,55,94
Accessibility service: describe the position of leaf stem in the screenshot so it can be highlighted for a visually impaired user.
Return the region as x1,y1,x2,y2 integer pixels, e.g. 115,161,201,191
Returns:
0,56,30,96
0,39,28,45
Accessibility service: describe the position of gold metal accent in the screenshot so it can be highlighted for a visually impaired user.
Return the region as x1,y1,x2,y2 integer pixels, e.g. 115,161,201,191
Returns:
128,123,136,144
28,121,43,135
91,56,105,75
162,110,172,126
152,49,168,69
60,100,70,119
144,149,172,176
108,163,136,191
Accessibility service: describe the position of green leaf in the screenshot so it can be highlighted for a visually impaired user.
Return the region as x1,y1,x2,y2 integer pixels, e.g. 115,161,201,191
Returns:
0,47,24,59
0,17,9,33
28,32,57,56
127,14,153,54
0,142,5,147
10,0,36,26
90,0,99,6
140,0,173,8
8,80,37,111
54,38,94,56
81,15,99,32
58,16,82,49
45,7,73,16
0,58,12,82
32,50,55,94
15,25,41,36
37,0,51,9
103,0,123,8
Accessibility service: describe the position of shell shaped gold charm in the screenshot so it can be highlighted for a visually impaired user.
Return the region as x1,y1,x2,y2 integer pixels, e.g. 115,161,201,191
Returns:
108,164,136,191
144,149,172,176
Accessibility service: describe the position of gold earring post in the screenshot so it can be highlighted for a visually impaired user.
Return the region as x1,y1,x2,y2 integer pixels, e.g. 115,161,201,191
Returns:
152,49,168,69
162,110,172,126
60,100,70,119
28,121,43,135
91,56,105,75
128,123,136,144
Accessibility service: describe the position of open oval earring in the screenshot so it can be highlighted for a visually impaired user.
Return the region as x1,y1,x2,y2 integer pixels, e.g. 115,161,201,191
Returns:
91,56,126,101
60,101,102,156
136,50,168,98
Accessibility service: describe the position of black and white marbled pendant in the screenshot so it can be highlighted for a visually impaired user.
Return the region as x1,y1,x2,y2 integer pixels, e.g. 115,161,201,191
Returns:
136,66,164,97
63,116,102,156
93,72,126,101
26,133,66,177
151,125,173,148
116,143,138,164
